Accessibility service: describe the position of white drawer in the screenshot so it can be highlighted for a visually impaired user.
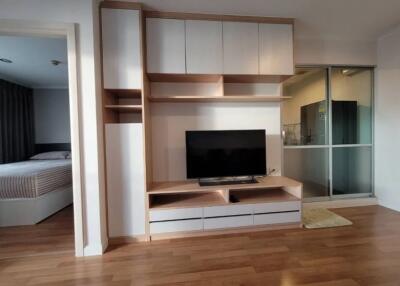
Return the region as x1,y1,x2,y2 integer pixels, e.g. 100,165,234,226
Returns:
204,204,253,217
150,219,203,234
149,207,203,222
253,211,301,226
253,201,301,214
204,215,253,230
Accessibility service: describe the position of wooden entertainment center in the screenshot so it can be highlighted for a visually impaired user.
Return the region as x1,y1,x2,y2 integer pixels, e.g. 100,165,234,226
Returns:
148,176,302,239
100,1,301,242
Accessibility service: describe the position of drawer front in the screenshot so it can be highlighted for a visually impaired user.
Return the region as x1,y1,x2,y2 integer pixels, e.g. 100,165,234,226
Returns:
204,204,253,217
253,201,301,214
204,215,253,230
150,219,203,234
253,211,301,226
149,208,203,222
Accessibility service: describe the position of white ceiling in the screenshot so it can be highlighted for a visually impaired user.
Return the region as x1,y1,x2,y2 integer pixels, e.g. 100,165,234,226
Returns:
135,0,400,41
0,35,68,89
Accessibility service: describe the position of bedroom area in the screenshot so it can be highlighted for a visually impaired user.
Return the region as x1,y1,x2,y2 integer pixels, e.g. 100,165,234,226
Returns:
0,35,74,257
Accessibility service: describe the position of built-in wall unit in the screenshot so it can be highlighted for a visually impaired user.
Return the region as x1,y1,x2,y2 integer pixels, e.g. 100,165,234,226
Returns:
282,67,374,201
100,1,303,242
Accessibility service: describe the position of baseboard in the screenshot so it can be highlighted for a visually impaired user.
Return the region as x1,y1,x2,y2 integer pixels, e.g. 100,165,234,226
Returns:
303,197,378,209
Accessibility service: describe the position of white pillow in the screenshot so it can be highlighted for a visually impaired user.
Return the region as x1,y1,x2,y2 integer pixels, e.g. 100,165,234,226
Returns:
30,151,69,160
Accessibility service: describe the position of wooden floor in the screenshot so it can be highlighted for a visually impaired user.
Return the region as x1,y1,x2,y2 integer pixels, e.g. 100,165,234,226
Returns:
1,205,400,285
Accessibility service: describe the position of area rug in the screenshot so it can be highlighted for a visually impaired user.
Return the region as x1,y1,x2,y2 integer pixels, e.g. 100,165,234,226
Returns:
303,208,353,229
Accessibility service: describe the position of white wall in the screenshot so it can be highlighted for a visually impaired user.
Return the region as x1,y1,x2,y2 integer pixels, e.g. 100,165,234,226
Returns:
0,0,106,255
34,88,71,144
295,38,377,66
375,25,400,211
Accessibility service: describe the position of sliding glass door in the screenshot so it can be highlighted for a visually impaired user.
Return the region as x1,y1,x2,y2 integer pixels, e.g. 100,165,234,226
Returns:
283,66,374,200
330,67,373,197
282,68,330,199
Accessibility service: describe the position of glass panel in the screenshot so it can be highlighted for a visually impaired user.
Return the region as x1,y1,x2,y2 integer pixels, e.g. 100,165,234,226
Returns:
284,148,329,198
331,68,373,144
332,146,372,195
283,68,328,146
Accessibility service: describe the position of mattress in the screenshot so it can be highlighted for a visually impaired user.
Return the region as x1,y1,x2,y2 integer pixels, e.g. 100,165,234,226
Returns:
0,160,72,199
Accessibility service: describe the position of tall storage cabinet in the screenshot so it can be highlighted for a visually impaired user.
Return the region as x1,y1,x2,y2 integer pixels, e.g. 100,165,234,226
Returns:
101,8,142,89
105,124,145,237
100,2,147,240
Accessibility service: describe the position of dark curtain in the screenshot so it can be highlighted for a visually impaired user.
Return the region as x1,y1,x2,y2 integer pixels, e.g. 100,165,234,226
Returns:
0,79,35,164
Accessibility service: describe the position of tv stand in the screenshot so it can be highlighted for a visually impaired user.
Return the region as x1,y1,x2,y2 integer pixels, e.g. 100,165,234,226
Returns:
199,176,258,186
147,176,303,240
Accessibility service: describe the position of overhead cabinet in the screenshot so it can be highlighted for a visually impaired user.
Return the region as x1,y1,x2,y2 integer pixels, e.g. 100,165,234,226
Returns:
222,21,259,75
145,17,294,77
101,8,142,89
146,18,186,73
259,23,294,75
185,20,223,74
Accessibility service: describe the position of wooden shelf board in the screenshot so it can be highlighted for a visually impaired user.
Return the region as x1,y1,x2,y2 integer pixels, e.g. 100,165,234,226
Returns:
230,188,300,204
148,73,222,83
147,73,293,84
148,176,301,194
105,105,142,113
223,74,293,83
149,96,291,102
104,89,142,98
144,11,294,25
150,192,227,210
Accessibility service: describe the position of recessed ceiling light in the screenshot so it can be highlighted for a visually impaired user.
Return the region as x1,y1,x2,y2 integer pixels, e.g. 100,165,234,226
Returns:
0,58,12,63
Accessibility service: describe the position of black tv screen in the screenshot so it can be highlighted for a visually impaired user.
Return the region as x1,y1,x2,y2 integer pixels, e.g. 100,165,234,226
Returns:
186,130,266,179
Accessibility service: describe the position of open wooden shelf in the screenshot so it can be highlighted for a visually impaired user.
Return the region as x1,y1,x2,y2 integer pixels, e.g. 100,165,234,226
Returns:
148,176,302,194
230,188,299,204
105,105,142,112
147,73,293,84
149,95,291,102
104,89,142,98
149,192,227,209
148,73,222,83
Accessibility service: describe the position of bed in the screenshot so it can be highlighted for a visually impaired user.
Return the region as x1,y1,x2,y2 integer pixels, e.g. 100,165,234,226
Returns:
0,157,73,227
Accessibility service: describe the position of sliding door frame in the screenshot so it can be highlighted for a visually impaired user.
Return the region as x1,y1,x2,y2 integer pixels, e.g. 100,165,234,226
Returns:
283,64,375,201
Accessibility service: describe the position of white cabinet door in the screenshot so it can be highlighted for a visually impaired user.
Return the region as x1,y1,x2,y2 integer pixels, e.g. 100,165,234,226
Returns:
185,20,223,74
101,8,142,89
259,23,294,75
146,18,186,73
106,123,145,237
223,21,259,74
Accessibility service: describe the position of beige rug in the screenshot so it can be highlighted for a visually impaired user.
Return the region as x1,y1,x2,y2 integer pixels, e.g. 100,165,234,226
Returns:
303,208,353,229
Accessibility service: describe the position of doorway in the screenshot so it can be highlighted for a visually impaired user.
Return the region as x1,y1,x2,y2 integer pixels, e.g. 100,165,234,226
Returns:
0,20,83,256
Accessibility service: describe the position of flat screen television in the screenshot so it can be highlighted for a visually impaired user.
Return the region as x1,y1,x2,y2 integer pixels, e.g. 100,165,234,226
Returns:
186,130,266,183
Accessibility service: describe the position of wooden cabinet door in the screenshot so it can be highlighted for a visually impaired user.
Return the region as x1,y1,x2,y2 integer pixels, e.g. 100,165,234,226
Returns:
101,8,142,89
259,23,294,75
185,20,223,74
146,18,186,73
223,21,259,74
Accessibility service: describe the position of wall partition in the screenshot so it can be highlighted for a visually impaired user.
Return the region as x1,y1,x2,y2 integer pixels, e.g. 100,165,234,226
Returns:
282,66,374,200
